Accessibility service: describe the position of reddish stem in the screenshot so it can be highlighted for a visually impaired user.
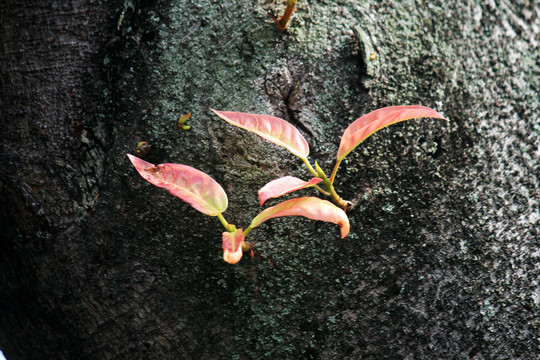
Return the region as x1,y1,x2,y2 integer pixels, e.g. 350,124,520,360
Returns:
274,0,297,31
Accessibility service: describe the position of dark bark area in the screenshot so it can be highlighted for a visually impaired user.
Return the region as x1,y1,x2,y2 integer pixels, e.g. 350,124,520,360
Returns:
0,0,116,358
1,0,538,359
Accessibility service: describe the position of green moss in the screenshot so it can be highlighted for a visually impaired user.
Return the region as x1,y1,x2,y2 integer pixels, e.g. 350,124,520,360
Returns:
95,0,540,358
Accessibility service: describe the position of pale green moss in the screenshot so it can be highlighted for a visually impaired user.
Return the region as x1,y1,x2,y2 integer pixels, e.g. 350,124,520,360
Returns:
100,0,540,358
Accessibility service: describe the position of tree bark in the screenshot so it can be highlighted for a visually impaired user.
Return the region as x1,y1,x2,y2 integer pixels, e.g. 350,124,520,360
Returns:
1,0,538,359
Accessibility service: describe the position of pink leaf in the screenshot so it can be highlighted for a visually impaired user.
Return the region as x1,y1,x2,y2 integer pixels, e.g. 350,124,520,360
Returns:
249,197,350,238
211,109,310,159
222,229,245,264
258,176,323,205
127,154,228,216
337,105,447,161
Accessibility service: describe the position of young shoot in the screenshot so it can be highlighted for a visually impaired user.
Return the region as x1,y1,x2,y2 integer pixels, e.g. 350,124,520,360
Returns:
128,105,447,264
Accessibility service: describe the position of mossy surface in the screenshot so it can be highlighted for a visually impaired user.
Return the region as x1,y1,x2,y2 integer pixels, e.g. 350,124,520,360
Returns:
90,0,539,358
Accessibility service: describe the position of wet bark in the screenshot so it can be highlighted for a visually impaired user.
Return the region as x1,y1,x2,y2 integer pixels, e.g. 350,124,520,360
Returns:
1,0,538,359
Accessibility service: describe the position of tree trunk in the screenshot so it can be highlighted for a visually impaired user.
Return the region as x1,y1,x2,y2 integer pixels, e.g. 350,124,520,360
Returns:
1,0,538,359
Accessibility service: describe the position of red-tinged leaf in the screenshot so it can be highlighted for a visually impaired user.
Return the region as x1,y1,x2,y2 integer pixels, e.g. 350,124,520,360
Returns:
211,109,309,159
249,197,350,238
258,176,323,205
337,105,447,161
127,154,228,216
222,229,245,264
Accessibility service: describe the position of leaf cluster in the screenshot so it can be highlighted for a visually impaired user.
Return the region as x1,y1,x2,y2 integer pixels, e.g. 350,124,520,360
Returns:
128,106,446,263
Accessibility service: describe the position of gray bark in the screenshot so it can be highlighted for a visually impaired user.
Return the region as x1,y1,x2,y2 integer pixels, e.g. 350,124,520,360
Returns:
1,0,538,359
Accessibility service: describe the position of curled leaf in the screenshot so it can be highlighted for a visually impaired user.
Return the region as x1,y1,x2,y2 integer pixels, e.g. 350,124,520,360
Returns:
258,176,323,205
337,105,447,161
211,109,309,160
222,229,245,264
249,197,350,238
127,154,228,216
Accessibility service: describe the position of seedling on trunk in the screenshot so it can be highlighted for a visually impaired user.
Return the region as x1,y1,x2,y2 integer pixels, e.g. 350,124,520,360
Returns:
128,105,446,264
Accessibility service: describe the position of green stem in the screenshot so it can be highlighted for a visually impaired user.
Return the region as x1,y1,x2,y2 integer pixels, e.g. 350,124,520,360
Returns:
326,181,350,210
315,161,350,210
217,213,236,232
243,225,253,238
313,184,330,196
302,157,319,178
329,158,342,183
302,158,351,210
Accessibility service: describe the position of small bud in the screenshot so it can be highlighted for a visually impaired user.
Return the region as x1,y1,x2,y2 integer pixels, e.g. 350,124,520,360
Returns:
178,112,191,130
314,161,328,180
136,141,151,157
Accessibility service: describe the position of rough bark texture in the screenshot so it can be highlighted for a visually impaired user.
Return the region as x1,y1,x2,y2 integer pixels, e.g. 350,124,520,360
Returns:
1,0,538,359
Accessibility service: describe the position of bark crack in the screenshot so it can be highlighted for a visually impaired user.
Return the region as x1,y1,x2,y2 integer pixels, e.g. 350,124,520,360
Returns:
264,64,315,138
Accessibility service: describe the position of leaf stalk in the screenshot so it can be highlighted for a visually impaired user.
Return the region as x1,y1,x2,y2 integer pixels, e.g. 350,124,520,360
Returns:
243,225,253,238
314,161,350,211
329,158,342,183
302,157,319,178
217,213,236,232
313,184,330,196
